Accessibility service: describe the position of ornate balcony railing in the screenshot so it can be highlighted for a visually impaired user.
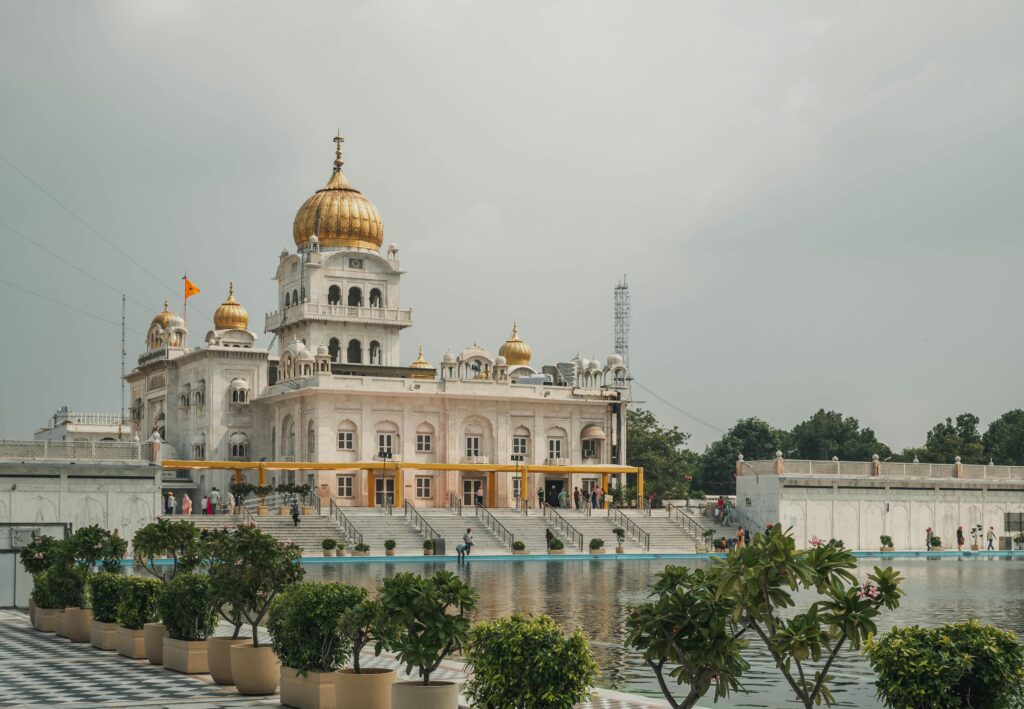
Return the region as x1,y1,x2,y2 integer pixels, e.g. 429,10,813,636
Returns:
0,440,151,462
265,302,413,331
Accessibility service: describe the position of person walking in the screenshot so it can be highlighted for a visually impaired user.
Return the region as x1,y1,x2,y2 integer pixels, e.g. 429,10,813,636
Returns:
181,493,193,516
956,525,965,551
590,487,598,510
226,492,235,516
925,527,932,550
475,487,484,508
209,487,221,515
291,500,300,527
167,493,177,516
573,486,581,509
545,528,554,550
200,495,209,515
987,526,996,550
743,527,751,546
558,488,568,509
537,488,545,508
463,528,474,556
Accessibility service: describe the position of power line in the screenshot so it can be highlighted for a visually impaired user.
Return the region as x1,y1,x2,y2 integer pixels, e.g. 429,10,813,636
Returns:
0,153,211,319
0,218,156,313
0,277,146,335
631,378,728,436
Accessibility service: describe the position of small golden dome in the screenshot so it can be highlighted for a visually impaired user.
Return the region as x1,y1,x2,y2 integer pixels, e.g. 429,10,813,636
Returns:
410,345,432,369
213,283,249,330
151,301,176,329
293,134,383,251
498,322,532,366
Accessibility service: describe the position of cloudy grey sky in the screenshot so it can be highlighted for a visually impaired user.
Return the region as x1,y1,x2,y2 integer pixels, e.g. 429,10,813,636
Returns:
1,1,1022,452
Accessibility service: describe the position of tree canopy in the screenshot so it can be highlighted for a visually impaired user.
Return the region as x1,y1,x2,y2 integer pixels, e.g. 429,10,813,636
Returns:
982,409,1024,466
788,409,892,462
693,417,788,495
626,408,697,499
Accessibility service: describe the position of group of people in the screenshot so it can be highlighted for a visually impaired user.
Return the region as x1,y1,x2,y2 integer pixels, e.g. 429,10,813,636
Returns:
949,524,998,551
540,485,606,510
714,496,734,526
163,487,233,516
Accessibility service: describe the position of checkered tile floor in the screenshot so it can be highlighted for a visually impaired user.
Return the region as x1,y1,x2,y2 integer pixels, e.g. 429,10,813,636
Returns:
0,610,669,708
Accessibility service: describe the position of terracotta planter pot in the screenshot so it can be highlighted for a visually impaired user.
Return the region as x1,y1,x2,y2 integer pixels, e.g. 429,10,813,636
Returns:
880,546,895,552
930,547,946,552
144,622,168,664
281,666,336,709
323,548,335,557
65,608,93,643
512,550,529,555
385,549,396,556
548,549,565,555
971,544,980,551
91,620,120,650
590,548,606,554
28,597,36,625
231,642,280,695
335,668,396,709
352,551,368,557
208,636,250,685
303,506,316,516
164,637,209,674
615,546,625,554
55,609,68,637
118,626,147,658
258,506,269,516
392,680,460,709
37,608,57,633
422,550,433,556
337,549,348,557
279,506,291,516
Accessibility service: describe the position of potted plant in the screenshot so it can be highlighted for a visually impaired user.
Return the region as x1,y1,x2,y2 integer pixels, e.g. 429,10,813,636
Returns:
277,484,293,515
384,539,397,557
29,567,59,632
1014,533,1024,551
225,524,305,695
203,528,250,685
612,527,626,554
512,540,528,555
970,524,984,551
337,543,347,557
465,613,598,709
62,525,120,643
588,538,605,554
116,576,162,658
20,534,59,626
929,534,944,551
322,538,337,557
701,528,715,552
255,484,274,515
88,573,126,650
132,518,201,665
422,539,434,557
548,538,565,555
353,543,370,557
336,589,396,709
52,564,89,641
381,571,478,709
880,534,895,552
158,573,217,673
269,582,358,709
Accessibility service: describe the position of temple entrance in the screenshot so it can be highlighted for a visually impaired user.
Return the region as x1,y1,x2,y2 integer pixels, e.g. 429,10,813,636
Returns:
375,477,394,506
545,479,566,507
463,478,484,506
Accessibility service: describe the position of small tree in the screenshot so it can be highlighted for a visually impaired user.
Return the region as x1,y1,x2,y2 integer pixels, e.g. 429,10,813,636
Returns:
612,528,626,545
158,573,217,641
465,613,598,709
268,582,355,675
716,526,904,708
337,588,392,673
132,518,202,582
19,535,59,576
626,566,749,709
380,571,478,685
864,620,1024,709
215,524,304,647
204,528,246,638
384,539,396,551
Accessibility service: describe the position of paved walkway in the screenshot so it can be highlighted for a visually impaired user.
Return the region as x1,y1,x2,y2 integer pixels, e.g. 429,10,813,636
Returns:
0,610,670,709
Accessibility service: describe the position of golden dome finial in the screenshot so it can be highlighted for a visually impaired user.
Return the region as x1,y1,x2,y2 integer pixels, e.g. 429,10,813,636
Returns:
409,345,433,378
499,322,532,366
333,132,344,170
214,282,249,331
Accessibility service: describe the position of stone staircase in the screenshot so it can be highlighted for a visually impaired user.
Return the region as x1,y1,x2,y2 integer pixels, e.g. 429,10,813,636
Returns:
556,508,647,552
342,509,428,556
419,509,506,554
620,509,704,552
487,509,573,553
167,512,346,555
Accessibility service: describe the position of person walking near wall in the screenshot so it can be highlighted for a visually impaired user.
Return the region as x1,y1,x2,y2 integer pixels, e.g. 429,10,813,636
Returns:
545,528,553,550
573,486,581,509
291,500,300,527
956,525,965,551
987,526,996,550
558,488,567,509
735,526,746,549
167,493,177,516
591,487,599,510
537,488,545,508
200,495,209,515
925,527,932,550
463,527,474,556
209,486,221,515
475,487,484,509
181,493,193,516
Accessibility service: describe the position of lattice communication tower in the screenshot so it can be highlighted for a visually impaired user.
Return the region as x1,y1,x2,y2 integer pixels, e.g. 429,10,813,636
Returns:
614,274,631,375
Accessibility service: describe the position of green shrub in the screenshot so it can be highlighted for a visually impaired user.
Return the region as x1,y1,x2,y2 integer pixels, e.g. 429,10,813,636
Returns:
589,538,604,550
70,525,125,572
268,582,363,674
51,565,88,608
880,534,894,548
203,528,245,638
423,539,434,550
864,620,1024,709
380,571,478,685
321,538,337,550
465,613,598,709
512,540,525,551
549,538,564,551
336,588,388,673
612,527,626,543
132,518,201,581
88,573,127,623
384,539,396,551
929,535,942,548
20,535,59,575
355,543,370,552
158,573,217,641
30,568,58,609
117,576,163,629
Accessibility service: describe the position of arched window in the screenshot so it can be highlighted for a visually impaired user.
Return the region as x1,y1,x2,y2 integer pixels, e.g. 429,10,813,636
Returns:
336,419,357,452
292,289,298,306
307,420,316,460
284,291,291,307
347,286,362,306
300,286,306,302
282,415,296,459
328,285,341,305
229,378,249,403
347,339,362,364
328,337,340,362
369,288,383,307
369,340,381,365
229,432,249,460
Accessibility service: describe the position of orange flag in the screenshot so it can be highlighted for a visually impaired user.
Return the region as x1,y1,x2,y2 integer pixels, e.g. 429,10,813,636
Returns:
184,278,200,299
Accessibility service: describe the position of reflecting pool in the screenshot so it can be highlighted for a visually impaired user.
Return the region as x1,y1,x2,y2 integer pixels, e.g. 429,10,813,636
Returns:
303,557,1024,708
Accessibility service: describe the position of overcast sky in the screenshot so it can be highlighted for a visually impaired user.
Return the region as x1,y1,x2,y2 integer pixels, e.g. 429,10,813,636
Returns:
1,1,1022,452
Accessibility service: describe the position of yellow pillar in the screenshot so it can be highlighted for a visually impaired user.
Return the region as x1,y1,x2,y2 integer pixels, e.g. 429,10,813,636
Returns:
234,468,242,484
601,473,608,508
521,467,529,507
258,462,266,486
637,468,644,500
395,466,404,508
488,471,496,508
366,469,376,508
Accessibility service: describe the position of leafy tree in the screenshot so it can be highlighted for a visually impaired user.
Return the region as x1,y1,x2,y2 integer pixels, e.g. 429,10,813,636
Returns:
337,588,392,673
132,518,202,582
918,413,984,463
626,566,749,709
627,408,697,499
789,409,891,462
694,417,789,495
983,409,1024,465
268,582,357,674
716,527,904,708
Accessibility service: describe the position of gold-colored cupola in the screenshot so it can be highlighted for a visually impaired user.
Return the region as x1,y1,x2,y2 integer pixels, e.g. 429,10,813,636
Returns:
498,322,532,366
213,282,249,331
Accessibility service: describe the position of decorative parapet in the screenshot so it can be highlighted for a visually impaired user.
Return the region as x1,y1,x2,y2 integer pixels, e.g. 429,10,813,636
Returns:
0,439,154,462
742,457,1024,482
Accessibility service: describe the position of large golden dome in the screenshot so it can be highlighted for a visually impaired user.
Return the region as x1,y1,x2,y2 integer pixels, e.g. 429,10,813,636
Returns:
213,283,249,330
498,322,532,366
151,301,176,328
293,135,383,251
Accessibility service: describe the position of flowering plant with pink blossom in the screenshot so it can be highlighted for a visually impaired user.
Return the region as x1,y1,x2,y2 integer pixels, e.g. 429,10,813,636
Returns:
809,536,825,548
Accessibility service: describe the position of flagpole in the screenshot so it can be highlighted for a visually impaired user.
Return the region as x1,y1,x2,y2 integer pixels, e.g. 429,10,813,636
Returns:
182,273,188,330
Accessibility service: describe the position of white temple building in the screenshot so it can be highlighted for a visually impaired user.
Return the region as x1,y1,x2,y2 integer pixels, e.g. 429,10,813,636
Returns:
125,135,631,508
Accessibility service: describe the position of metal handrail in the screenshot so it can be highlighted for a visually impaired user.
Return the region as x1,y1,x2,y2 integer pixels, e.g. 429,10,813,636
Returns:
608,502,651,551
515,496,530,516
579,495,592,517
542,503,584,552
240,504,256,526
329,498,363,545
305,490,321,516
405,500,441,542
475,504,515,550
637,495,652,516
449,492,462,516
667,503,709,550
379,494,393,516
